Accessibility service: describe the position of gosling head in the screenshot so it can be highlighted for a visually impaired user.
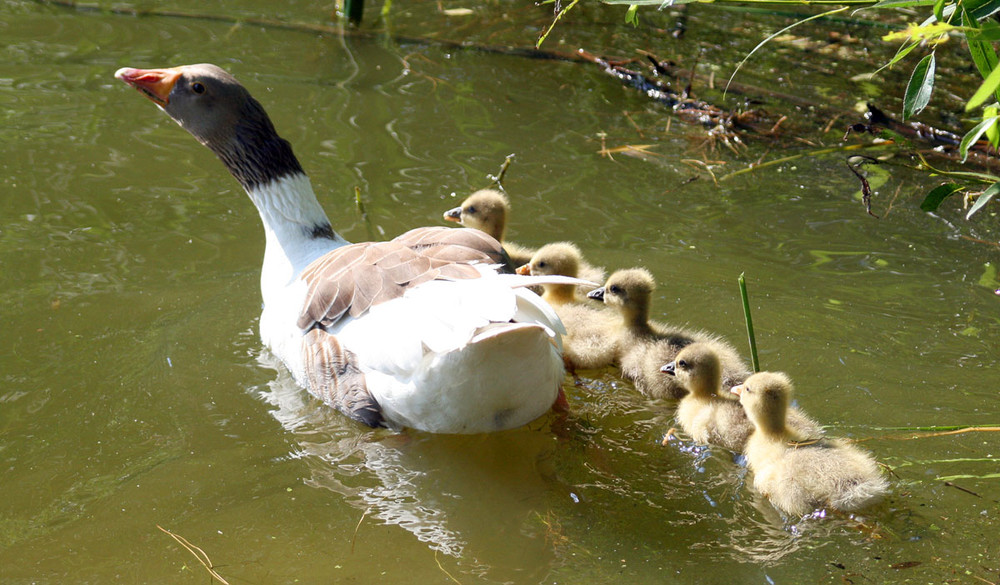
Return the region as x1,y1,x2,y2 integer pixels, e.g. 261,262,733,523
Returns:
587,268,655,319
660,342,722,398
516,242,582,278
731,371,793,435
442,189,510,241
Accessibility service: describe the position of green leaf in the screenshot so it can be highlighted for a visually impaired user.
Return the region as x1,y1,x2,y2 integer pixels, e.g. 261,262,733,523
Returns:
966,64,1000,111
967,182,1000,219
966,22,1000,41
625,4,639,25
602,0,699,4
933,0,946,22
959,115,999,161
986,106,1000,146
967,0,1000,20
904,53,936,120
963,8,1000,91
920,183,964,211
868,0,936,8
879,39,922,74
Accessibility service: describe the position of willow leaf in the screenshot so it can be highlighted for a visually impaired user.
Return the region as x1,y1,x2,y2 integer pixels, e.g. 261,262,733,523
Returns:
959,115,999,161
966,21,1000,41
868,0,936,8
966,182,1000,219
967,0,1000,20
933,0,946,22
903,53,936,120
920,183,964,211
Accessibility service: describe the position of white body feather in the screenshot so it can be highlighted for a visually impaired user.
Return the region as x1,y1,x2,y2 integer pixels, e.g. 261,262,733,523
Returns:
254,176,568,433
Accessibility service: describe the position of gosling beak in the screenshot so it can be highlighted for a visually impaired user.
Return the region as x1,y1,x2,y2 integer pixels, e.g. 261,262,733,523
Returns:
730,384,743,396
515,264,531,275
661,361,676,376
443,206,463,223
115,67,182,107
587,286,605,302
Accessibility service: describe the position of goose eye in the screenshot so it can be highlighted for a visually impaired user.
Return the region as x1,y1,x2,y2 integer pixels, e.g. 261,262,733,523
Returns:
610,285,622,294
537,261,547,268
191,82,206,95
678,359,688,369
465,205,476,214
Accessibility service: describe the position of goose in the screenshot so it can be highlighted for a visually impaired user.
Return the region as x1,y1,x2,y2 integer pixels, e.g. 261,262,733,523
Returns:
442,189,536,267
516,243,617,370
588,268,750,399
732,372,888,516
662,344,823,451
114,63,583,434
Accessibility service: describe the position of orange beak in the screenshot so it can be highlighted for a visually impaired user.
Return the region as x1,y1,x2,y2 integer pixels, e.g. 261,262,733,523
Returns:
515,264,532,275
114,67,182,107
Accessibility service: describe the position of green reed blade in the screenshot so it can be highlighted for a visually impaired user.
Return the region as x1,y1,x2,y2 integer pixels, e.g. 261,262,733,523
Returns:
739,272,760,372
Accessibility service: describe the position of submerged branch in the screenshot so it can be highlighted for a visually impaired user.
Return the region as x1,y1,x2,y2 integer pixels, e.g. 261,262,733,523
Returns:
157,525,231,585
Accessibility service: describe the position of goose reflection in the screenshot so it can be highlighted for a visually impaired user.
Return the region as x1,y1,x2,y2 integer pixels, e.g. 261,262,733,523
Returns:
257,352,563,579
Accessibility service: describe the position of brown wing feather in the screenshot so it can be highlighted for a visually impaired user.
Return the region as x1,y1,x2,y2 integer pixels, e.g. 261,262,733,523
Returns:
298,227,505,330
348,263,402,318
302,328,383,427
394,226,506,264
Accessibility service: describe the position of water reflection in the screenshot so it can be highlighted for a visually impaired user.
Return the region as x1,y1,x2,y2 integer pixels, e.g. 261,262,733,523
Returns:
256,347,900,580
258,352,561,579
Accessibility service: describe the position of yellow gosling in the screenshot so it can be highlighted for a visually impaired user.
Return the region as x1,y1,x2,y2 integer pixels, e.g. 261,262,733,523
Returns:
733,372,889,516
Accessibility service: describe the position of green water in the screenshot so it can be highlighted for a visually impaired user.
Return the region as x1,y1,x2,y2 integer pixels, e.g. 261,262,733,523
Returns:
2,1,999,583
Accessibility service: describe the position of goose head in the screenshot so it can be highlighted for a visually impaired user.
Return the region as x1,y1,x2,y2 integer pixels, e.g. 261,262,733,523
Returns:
443,189,511,242
660,342,722,398
587,268,655,324
115,64,307,194
731,371,793,436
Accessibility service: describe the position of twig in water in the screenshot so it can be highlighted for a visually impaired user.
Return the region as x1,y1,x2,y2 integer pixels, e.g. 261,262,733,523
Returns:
157,525,230,585
434,549,463,585
959,235,1000,248
351,506,372,553
846,155,881,218
487,153,515,189
883,183,903,218
623,110,645,138
943,481,982,498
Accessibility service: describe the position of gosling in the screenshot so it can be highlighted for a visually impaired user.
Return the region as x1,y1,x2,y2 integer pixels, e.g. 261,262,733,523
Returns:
663,343,823,451
732,372,889,516
442,188,536,266
517,243,617,370
589,268,751,399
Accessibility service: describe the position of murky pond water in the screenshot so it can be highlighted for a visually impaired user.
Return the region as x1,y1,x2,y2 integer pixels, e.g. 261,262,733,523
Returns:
2,0,999,583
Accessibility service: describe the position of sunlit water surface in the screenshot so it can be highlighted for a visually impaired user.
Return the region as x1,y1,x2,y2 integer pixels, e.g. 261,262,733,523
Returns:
2,1,999,583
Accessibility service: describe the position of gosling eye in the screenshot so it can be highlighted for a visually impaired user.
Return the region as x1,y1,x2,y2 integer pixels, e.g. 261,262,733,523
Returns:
191,81,206,95
609,285,622,295
537,261,547,269
678,359,688,369
465,205,476,214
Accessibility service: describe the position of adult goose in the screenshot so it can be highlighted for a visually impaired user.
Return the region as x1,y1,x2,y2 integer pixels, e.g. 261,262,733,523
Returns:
115,63,576,434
